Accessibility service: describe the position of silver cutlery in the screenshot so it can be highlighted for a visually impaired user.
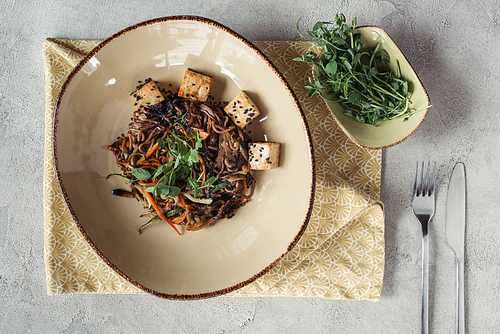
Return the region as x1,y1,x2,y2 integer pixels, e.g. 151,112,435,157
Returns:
446,162,466,334
412,161,437,334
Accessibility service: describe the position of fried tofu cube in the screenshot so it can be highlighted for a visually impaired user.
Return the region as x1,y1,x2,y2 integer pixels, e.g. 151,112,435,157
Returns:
130,80,165,109
248,142,280,170
224,91,260,129
178,69,214,102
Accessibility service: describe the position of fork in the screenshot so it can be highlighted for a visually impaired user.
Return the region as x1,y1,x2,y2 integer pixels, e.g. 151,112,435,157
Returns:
412,161,437,334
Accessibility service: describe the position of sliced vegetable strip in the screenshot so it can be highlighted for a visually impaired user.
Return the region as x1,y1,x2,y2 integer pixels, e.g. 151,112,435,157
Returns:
144,191,182,235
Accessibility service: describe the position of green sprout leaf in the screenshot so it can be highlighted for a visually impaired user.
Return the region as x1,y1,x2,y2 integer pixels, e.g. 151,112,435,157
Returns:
132,168,151,181
294,13,429,125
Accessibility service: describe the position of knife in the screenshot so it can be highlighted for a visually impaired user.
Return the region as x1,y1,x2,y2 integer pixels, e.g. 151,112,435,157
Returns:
445,162,466,334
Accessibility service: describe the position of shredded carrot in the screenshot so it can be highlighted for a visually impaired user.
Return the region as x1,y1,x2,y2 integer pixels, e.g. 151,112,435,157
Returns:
136,142,160,165
145,142,160,158
185,222,204,231
243,179,247,194
172,210,188,224
144,191,181,235
192,127,209,140
147,158,162,166
172,195,190,224
198,154,207,182
118,161,132,169
177,194,189,212
138,180,159,187
136,158,161,167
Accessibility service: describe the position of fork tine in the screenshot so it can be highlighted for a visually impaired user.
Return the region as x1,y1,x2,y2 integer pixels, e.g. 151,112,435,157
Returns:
424,161,430,196
413,161,419,196
429,161,436,195
413,161,437,197
419,161,424,196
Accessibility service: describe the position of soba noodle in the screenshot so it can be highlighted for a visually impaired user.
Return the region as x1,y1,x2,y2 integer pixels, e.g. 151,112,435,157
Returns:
107,82,255,235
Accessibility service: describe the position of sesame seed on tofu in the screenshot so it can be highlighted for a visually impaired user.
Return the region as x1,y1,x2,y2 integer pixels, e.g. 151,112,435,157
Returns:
248,142,280,170
129,81,165,109
178,69,215,102
224,91,260,129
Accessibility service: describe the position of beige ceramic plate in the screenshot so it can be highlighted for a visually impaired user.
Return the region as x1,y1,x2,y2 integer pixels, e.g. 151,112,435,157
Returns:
53,16,315,299
323,26,431,150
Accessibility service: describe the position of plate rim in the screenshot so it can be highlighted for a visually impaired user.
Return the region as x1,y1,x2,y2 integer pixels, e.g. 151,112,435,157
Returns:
52,15,316,299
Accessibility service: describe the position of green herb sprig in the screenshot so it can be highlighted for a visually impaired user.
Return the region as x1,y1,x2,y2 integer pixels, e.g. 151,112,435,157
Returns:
188,175,227,198
132,129,226,199
294,13,425,125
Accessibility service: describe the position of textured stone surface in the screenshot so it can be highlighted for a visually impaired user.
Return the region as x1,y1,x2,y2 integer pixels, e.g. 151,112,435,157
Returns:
1,0,499,333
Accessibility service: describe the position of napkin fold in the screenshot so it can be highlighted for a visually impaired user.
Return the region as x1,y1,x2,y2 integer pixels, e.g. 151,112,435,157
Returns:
43,38,384,300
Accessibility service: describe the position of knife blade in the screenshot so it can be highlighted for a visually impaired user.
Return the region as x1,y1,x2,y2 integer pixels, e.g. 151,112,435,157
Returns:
445,162,466,334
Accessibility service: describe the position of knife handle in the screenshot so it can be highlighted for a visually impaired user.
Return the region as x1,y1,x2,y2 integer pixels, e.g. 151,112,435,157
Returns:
456,257,465,334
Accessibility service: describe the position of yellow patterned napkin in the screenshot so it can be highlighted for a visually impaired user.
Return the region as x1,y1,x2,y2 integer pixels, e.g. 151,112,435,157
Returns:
43,38,384,300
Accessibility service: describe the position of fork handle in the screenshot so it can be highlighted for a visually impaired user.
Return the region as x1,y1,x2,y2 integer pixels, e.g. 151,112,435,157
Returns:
421,225,429,334
456,257,465,334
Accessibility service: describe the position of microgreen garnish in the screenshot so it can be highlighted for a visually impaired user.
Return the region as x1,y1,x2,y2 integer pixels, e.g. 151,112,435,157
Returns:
188,175,227,197
131,128,224,199
167,132,202,167
203,176,227,193
294,13,427,125
132,168,151,180
212,181,228,192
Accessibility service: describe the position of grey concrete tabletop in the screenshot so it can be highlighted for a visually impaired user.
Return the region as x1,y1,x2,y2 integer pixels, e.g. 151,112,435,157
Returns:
1,0,499,333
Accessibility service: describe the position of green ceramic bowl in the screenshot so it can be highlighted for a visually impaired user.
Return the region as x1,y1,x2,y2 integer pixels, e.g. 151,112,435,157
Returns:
322,26,431,150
